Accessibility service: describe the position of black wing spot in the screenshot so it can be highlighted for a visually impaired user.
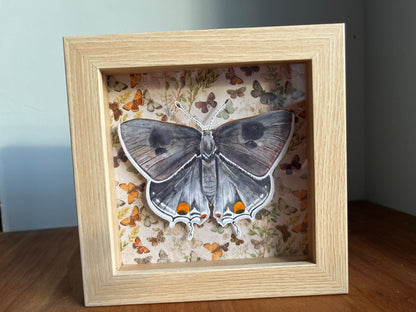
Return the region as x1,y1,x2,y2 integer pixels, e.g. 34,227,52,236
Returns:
155,147,167,155
245,140,257,149
241,121,265,141
149,128,173,155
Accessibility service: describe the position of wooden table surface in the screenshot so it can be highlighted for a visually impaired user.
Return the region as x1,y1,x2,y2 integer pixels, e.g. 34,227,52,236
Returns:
0,201,415,311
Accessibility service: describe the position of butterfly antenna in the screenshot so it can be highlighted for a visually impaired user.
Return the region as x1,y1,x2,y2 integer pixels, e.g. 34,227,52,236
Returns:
208,98,231,130
175,101,207,131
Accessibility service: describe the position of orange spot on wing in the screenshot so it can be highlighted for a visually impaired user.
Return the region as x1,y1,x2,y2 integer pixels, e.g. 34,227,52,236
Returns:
233,201,245,214
176,202,190,215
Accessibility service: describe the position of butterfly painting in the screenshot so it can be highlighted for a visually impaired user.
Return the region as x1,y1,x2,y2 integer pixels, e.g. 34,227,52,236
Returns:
204,242,229,260
118,99,294,239
225,67,243,85
195,92,217,113
132,236,150,254
119,182,142,204
251,80,278,105
123,89,143,112
226,87,246,99
120,206,141,227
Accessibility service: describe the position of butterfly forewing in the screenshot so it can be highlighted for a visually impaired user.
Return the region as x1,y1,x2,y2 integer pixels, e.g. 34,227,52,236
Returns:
213,110,294,178
119,119,201,182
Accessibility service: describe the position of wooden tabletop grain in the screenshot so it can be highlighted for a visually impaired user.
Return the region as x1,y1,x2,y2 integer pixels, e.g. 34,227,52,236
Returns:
0,201,415,312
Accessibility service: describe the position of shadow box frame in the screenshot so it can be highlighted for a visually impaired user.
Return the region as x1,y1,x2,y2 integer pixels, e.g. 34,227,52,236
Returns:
64,23,348,307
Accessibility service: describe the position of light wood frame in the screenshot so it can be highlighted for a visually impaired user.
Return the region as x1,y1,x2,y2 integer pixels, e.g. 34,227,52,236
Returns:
64,24,347,306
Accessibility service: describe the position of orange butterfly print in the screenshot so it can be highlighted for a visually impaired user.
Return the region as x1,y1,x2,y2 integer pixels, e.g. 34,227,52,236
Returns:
109,102,122,121
119,182,140,204
120,206,141,227
132,236,150,254
292,213,308,234
130,73,142,88
204,242,229,260
225,67,243,85
293,190,307,211
123,89,144,112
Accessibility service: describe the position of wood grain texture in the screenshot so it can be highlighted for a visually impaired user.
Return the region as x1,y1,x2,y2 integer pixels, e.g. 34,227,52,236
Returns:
63,24,347,305
0,202,414,311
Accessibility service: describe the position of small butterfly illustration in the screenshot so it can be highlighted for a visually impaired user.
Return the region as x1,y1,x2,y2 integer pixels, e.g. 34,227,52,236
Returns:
275,224,291,242
215,100,234,120
123,89,144,112
293,190,307,211
226,87,246,99
255,208,271,220
120,206,141,227
130,73,142,88
250,237,269,250
240,66,260,76
189,250,201,262
251,80,278,105
132,236,150,254
157,249,171,263
107,76,127,92
143,215,159,227
292,214,308,234
119,182,140,204
278,197,297,215
204,242,229,260
225,67,243,85
284,80,305,100
117,199,126,207
143,89,162,112
113,147,128,168
231,233,244,245
279,154,301,174
195,92,217,113
134,255,152,264
109,102,122,121
147,230,165,246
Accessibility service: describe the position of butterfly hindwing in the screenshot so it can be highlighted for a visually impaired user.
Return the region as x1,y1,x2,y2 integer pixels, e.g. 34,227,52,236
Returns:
213,110,294,178
119,118,201,182
213,155,272,226
147,158,210,226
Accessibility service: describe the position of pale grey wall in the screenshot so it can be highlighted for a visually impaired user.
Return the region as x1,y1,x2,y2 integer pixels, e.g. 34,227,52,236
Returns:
364,1,416,216
0,0,365,231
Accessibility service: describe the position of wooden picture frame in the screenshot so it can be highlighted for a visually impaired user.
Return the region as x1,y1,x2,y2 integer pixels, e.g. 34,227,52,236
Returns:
64,24,347,306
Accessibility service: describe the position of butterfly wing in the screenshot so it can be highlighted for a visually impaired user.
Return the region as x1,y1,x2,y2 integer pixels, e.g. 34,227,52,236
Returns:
213,155,273,227
119,118,201,182
213,110,294,178
147,157,210,227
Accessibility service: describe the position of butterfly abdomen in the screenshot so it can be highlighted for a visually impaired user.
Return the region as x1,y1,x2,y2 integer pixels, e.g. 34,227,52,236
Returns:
200,131,217,202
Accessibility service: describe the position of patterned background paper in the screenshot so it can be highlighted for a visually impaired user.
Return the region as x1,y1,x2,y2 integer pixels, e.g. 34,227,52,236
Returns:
107,64,308,265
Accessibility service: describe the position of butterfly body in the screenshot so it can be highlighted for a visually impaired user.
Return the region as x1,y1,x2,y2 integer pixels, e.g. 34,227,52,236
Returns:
119,105,294,238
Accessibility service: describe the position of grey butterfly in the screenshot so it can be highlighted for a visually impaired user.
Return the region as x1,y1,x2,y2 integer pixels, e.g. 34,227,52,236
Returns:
118,99,294,239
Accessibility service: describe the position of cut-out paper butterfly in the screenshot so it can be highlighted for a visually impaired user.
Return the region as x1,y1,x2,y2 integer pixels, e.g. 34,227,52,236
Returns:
118,98,294,239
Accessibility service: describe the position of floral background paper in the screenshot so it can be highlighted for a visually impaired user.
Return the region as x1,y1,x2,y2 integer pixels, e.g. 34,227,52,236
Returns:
107,64,308,265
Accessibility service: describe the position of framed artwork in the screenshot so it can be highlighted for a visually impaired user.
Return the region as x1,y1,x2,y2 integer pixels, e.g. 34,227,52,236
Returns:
64,24,347,306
